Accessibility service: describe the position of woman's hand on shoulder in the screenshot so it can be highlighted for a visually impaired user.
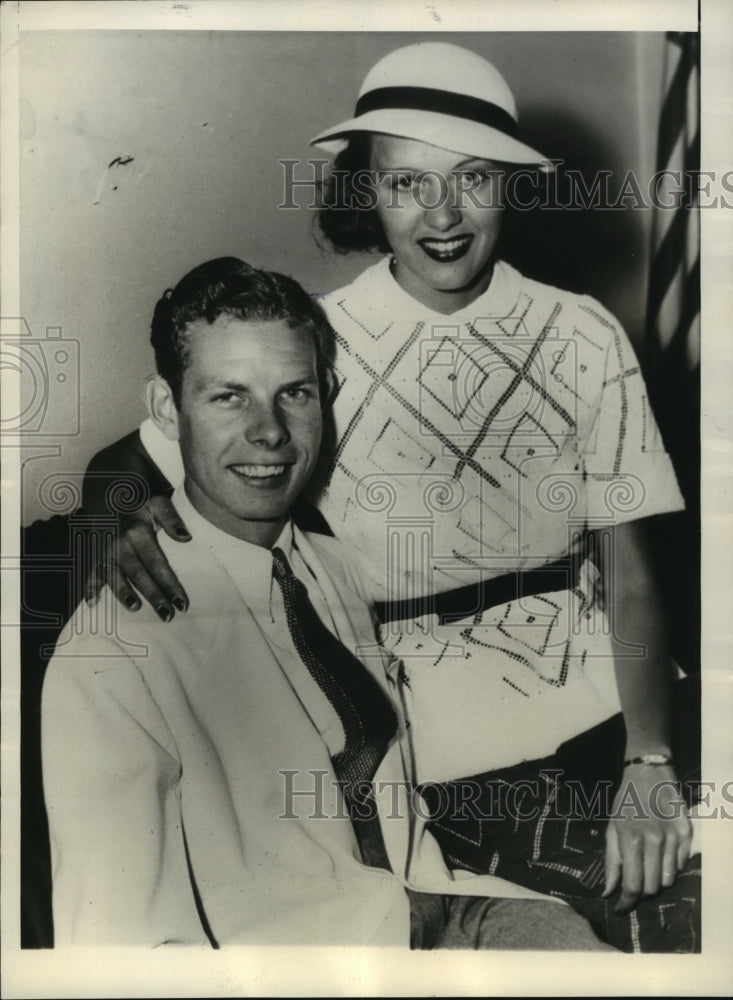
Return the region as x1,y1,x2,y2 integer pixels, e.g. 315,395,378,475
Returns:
85,495,191,621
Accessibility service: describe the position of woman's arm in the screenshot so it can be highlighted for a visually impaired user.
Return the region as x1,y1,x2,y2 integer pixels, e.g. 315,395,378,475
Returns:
82,428,174,514
83,430,191,619
597,518,693,911
82,430,334,619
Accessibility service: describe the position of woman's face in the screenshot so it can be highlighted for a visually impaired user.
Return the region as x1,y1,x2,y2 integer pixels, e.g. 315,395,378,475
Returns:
368,134,505,314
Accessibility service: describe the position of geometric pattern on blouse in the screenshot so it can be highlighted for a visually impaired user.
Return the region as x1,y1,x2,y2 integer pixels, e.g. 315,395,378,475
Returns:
323,291,594,585
320,272,674,593
314,260,685,718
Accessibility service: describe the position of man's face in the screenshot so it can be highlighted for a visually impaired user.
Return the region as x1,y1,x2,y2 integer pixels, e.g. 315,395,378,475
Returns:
174,316,323,547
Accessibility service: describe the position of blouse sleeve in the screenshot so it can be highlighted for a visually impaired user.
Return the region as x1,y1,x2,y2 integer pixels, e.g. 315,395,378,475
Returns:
575,298,685,526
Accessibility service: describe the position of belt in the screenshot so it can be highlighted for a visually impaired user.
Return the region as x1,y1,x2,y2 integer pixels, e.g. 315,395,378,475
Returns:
375,556,582,626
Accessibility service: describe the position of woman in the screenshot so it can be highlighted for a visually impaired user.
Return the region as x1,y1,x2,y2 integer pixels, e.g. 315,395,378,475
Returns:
83,42,696,949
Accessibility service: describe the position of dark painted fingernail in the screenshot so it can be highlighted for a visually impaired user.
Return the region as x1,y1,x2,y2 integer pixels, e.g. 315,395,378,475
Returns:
172,597,187,612
176,525,191,539
124,595,141,610
156,605,173,622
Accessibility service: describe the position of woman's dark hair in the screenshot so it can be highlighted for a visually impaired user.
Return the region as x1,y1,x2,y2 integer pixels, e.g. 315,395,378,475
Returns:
150,257,336,407
316,133,391,255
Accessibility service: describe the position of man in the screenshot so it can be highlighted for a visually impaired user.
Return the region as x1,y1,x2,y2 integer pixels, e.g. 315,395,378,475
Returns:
42,257,618,949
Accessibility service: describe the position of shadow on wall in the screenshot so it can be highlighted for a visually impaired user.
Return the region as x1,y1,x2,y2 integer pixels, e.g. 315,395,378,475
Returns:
498,107,649,341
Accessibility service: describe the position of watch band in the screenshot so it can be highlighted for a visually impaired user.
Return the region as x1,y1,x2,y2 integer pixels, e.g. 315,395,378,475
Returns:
623,754,674,767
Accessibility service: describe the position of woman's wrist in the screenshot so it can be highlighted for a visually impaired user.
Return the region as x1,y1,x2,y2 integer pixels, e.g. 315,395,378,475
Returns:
622,724,672,763
623,753,674,768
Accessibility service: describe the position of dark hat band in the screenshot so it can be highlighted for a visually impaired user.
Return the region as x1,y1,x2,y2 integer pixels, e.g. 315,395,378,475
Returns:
354,86,518,138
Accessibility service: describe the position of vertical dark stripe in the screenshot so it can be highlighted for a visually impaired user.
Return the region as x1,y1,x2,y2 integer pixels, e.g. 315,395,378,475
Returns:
656,34,694,169
647,207,691,326
647,127,699,330
664,257,700,370
685,126,701,182
647,33,700,342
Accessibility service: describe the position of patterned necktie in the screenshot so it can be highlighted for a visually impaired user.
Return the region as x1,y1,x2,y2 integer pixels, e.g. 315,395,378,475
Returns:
271,547,398,813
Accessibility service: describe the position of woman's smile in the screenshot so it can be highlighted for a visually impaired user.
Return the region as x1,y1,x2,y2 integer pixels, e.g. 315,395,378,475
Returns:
417,233,475,263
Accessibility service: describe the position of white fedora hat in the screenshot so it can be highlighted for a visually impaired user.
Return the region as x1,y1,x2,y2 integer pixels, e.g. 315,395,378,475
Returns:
311,42,550,168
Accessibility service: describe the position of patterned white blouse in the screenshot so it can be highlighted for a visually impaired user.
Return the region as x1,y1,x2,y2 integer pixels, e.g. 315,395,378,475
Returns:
312,257,684,778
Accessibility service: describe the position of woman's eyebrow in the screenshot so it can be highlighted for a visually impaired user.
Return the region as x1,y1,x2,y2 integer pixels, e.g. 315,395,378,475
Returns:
451,157,495,169
374,160,493,174
374,164,419,173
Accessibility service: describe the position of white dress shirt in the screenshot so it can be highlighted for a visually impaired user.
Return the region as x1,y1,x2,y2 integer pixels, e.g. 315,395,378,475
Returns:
42,486,558,947
178,492,346,758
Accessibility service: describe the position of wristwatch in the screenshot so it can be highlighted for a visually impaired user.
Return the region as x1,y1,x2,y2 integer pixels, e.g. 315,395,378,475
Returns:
623,753,674,767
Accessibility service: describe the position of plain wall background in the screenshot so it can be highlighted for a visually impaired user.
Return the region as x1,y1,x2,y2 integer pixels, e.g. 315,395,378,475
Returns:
19,30,666,525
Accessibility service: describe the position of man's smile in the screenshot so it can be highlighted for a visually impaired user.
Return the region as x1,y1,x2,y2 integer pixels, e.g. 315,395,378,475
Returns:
228,462,290,485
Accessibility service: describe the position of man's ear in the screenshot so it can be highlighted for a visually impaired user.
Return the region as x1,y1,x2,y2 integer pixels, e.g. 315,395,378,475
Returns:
145,375,180,441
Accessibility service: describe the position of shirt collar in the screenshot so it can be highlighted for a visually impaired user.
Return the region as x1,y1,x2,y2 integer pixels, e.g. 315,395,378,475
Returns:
340,255,523,330
172,485,295,615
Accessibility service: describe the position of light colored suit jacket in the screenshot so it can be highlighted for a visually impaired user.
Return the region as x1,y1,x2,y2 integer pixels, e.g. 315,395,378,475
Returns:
42,519,555,947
